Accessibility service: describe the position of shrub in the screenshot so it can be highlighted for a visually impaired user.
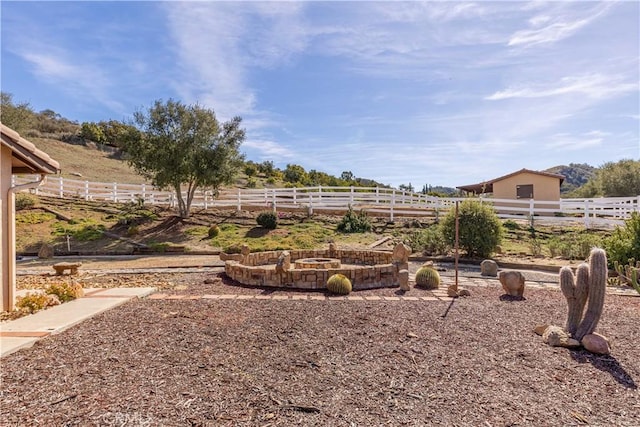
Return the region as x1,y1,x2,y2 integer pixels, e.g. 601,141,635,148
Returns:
15,193,37,211
415,266,441,289
256,211,278,229
208,225,221,238
337,206,372,233
441,200,503,258
406,227,448,255
16,293,50,313
326,274,352,295
605,212,640,268
503,219,520,230
126,225,139,236
548,234,602,260
46,282,84,303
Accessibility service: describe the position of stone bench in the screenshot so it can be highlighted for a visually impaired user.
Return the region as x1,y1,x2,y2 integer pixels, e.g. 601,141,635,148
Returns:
52,262,82,276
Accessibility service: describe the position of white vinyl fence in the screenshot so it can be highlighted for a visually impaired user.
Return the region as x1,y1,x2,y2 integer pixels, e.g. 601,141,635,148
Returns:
13,175,640,228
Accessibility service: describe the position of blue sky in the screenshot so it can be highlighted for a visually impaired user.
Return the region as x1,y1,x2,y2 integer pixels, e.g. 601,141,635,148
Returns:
2,1,639,188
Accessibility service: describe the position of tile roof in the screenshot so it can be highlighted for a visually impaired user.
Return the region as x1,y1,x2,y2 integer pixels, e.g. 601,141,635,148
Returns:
1,123,60,174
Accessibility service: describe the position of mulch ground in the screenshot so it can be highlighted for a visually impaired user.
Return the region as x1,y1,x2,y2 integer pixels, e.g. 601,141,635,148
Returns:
1,273,639,426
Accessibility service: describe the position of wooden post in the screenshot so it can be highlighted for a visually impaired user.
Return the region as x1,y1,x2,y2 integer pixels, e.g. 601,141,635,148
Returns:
237,189,242,212
59,177,64,198
112,182,117,202
454,200,459,293
84,181,89,201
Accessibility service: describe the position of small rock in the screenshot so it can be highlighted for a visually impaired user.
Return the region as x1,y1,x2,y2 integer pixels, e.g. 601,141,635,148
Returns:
533,324,549,336
480,260,498,277
447,285,459,297
457,288,471,297
406,332,418,338
70,172,83,177
543,325,580,348
499,270,525,297
422,261,434,268
582,333,611,355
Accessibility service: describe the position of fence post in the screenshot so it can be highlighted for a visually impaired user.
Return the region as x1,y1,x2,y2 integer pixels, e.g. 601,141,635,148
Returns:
637,195,640,213
375,187,380,204
272,189,277,212
84,181,89,200
529,199,534,217
59,177,64,198
390,190,395,222
318,185,322,202
584,200,590,228
112,182,118,202
141,184,147,203
350,186,354,204
237,189,242,212
293,187,297,205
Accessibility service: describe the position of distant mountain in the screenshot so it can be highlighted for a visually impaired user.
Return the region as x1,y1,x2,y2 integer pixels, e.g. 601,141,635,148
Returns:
545,163,597,193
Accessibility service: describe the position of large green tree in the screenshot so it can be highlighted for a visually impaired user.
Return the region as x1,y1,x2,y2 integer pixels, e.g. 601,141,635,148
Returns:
123,99,245,218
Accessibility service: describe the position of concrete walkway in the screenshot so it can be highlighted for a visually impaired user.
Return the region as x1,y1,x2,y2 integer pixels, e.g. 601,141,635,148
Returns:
0,287,155,358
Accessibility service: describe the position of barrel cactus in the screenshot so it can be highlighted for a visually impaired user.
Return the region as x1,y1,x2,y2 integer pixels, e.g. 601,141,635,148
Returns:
327,274,352,295
415,266,440,289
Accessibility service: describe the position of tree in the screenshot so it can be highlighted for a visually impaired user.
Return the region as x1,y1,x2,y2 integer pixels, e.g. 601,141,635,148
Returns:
441,199,503,258
123,99,245,218
340,171,354,182
597,159,640,197
0,92,35,133
283,163,308,184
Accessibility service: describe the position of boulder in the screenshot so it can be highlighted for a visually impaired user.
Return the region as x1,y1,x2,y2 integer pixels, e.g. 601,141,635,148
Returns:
533,324,550,336
38,243,54,259
499,270,525,297
398,269,410,291
480,260,498,277
392,243,411,264
581,333,611,355
542,325,581,348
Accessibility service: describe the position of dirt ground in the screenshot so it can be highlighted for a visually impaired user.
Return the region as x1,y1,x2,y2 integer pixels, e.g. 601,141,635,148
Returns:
1,280,639,426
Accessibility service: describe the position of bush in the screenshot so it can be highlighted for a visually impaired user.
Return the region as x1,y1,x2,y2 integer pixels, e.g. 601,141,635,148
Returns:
126,225,139,236
337,206,372,233
208,225,220,238
46,282,84,303
605,212,640,267
548,234,602,260
15,193,37,211
406,227,448,255
441,200,503,258
256,211,278,229
503,219,520,230
16,293,50,313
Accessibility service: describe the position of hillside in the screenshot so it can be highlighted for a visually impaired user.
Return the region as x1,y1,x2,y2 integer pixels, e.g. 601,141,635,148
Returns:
544,163,597,194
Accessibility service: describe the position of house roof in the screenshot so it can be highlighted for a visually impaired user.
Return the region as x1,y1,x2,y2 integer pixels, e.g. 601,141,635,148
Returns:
1,123,60,174
457,168,565,194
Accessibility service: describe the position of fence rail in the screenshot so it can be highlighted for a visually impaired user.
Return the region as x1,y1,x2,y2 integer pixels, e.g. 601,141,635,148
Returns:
13,175,640,228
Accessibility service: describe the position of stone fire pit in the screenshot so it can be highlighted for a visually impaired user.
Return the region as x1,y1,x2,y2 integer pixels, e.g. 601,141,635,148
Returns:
223,243,411,291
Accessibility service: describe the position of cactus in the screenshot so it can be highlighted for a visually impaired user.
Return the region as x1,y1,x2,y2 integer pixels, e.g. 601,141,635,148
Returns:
208,225,220,238
559,264,589,336
613,258,640,294
415,266,440,289
327,274,352,295
573,248,608,341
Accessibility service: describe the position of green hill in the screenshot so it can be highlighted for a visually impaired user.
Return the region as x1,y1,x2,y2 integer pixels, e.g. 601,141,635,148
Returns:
545,163,597,194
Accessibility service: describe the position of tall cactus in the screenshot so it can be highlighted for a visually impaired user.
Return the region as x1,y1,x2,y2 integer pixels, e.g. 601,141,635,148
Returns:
559,263,589,336
574,248,608,341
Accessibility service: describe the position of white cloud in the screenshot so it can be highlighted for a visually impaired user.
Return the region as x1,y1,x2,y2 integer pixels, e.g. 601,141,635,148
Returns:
508,2,614,47
545,133,604,151
243,139,295,159
486,74,637,100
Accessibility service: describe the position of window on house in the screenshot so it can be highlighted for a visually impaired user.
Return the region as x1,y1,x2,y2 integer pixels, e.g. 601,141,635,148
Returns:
516,184,534,199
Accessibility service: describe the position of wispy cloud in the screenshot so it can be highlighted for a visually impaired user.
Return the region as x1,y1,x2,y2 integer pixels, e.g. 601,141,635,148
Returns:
162,2,308,122
545,133,604,151
508,2,614,47
243,139,295,160
486,74,637,100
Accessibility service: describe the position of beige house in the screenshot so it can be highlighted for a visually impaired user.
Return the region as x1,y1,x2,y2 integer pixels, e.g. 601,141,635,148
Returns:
458,168,565,201
1,124,60,311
